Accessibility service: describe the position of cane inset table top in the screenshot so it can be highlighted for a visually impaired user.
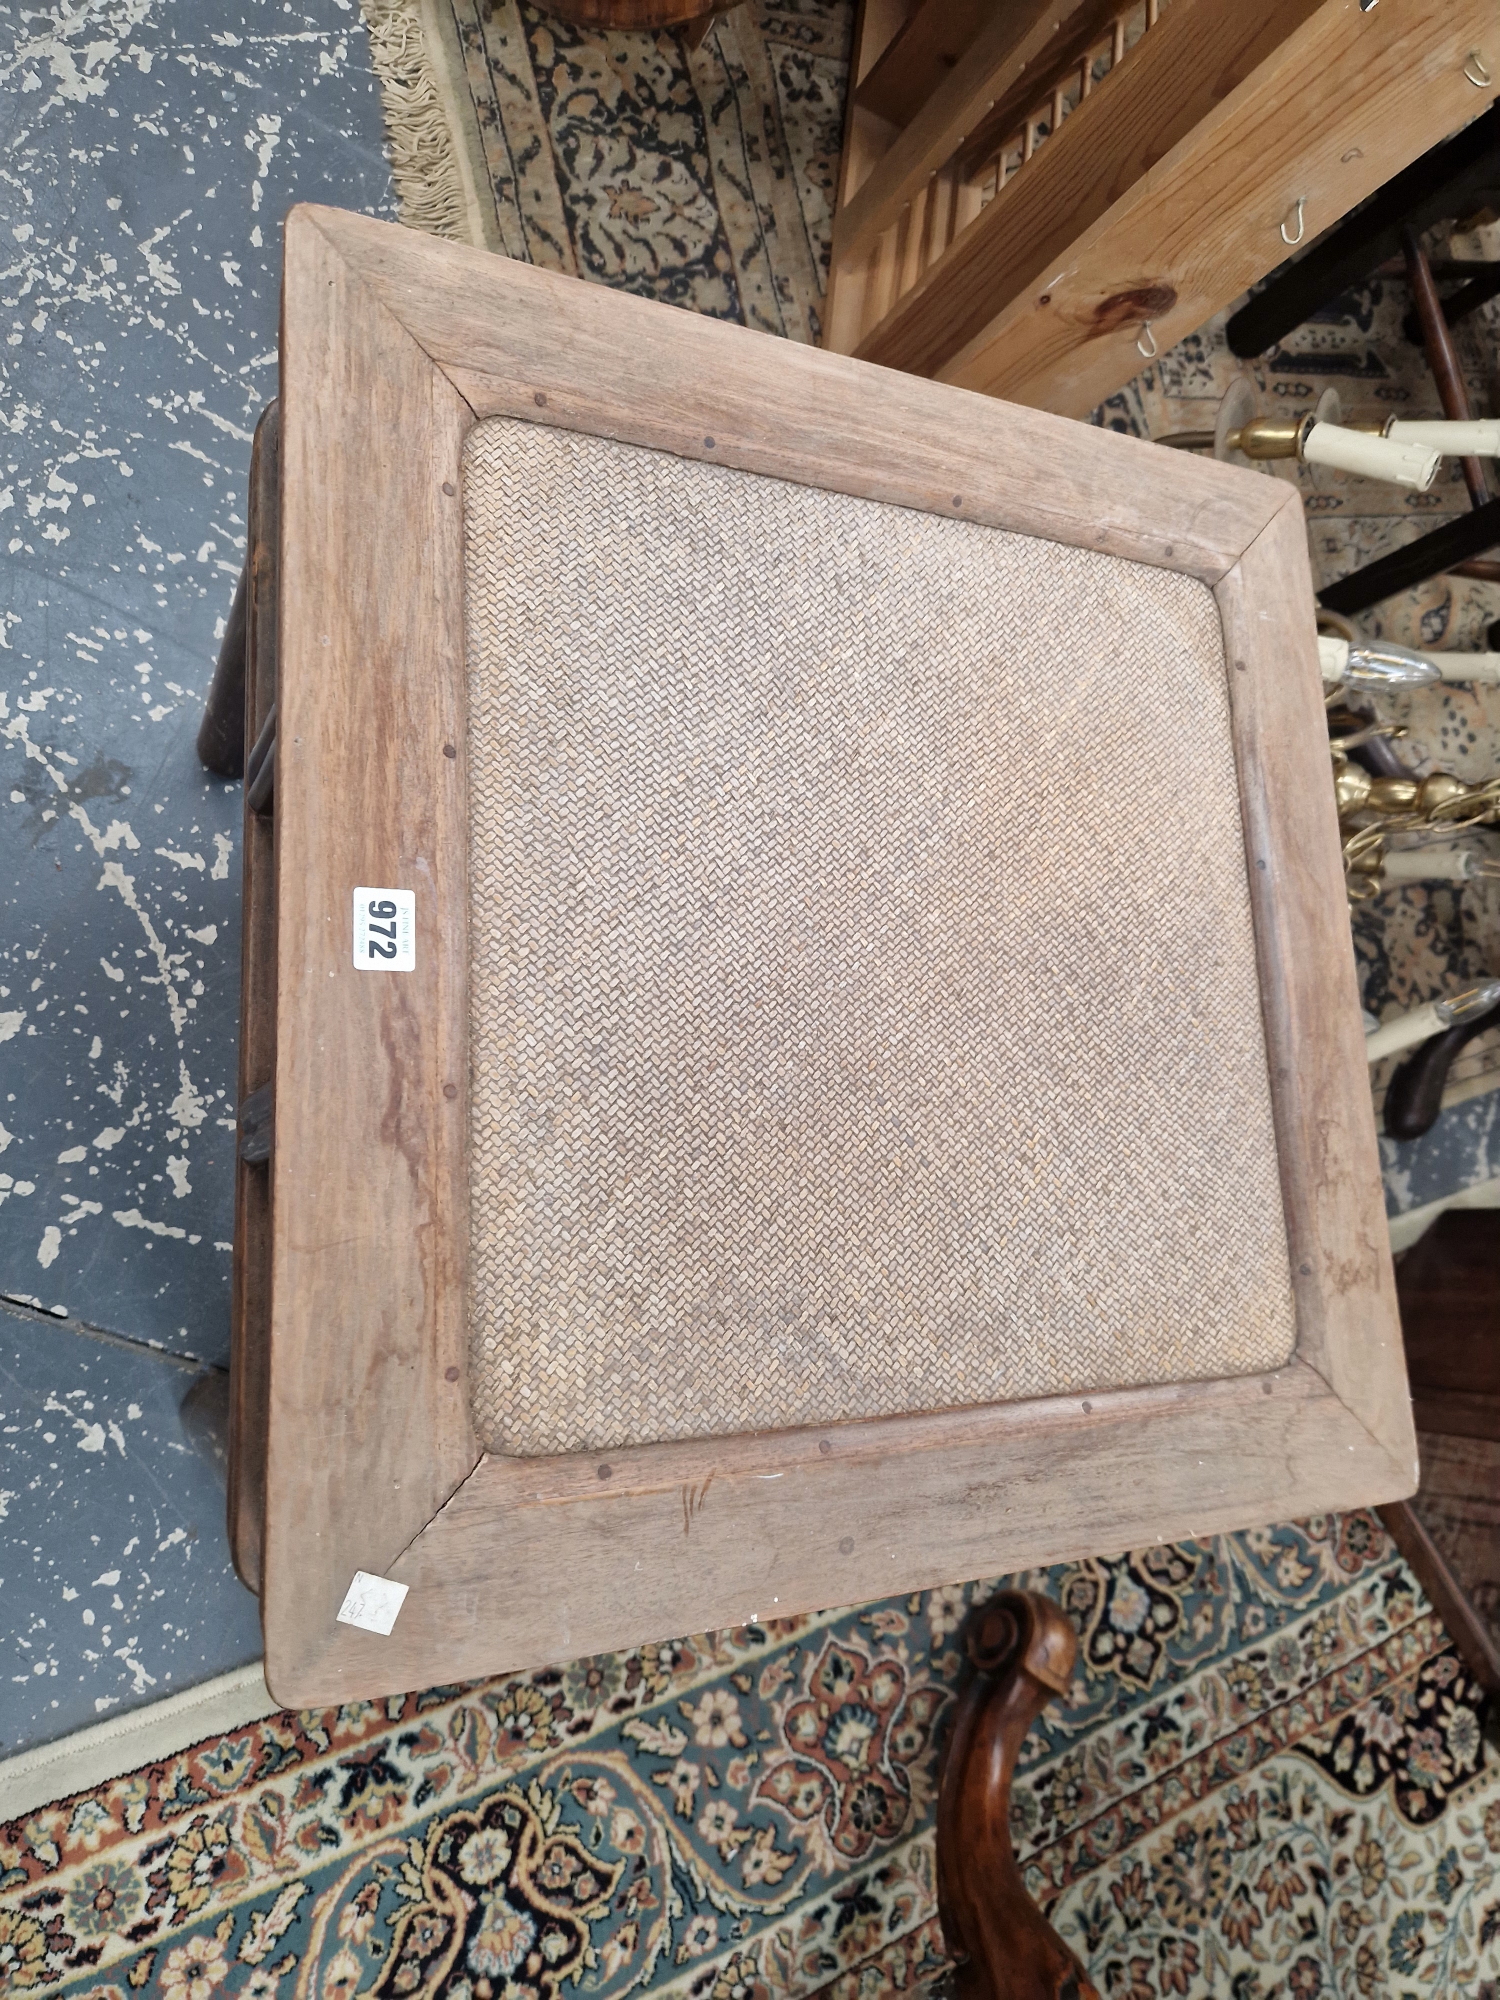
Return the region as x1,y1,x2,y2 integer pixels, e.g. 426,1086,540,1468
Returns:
462,418,1297,1458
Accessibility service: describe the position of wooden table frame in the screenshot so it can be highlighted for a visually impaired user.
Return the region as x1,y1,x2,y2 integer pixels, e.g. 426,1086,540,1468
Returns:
243,205,1414,1706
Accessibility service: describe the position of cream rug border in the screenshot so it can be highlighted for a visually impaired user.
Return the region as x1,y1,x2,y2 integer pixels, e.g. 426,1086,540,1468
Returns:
360,0,497,250
0,1664,276,1821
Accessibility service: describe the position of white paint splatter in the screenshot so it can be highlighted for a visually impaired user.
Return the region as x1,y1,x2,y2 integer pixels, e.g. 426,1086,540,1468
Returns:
70,807,139,856
113,1643,156,1695
37,1224,61,1266
132,214,188,297
0,0,154,114
169,1062,209,1131
72,804,192,1040
165,1155,191,1198
154,845,204,871
0,1012,25,1043
112,1207,187,1240
0,693,74,791
0,1120,11,1152
185,923,217,945
245,110,282,213
57,1145,86,1163
92,1126,125,1150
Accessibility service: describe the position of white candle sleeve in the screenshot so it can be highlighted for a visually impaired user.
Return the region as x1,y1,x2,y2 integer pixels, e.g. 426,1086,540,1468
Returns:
1322,639,1500,686
1429,652,1500,685
1365,1002,1448,1063
1302,423,1440,490
1387,418,1500,456
1380,848,1477,884
1318,635,1349,681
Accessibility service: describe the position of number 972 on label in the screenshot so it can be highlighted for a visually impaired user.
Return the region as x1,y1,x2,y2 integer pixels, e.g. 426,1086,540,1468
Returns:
353,887,416,972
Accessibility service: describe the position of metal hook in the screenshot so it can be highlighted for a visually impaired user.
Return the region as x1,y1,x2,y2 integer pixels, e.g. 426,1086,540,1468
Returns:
1464,50,1492,87
1136,321,1158,359
1280,197,1306,247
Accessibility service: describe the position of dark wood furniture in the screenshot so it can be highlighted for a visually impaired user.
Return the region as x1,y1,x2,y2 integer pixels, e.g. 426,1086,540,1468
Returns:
1380,1210,1500,1696
536,0,740,43
938,1591,1100,2000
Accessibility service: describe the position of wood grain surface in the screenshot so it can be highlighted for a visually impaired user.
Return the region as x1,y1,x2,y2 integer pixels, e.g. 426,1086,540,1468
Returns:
1215,501,1414,1475
305,205,1281,585
854,0,993,131
826,0,1497,420
228,403,279,1594
282,1360,1402,1702
852,0,1327,379
262,212,480,1696
832,0,1102,264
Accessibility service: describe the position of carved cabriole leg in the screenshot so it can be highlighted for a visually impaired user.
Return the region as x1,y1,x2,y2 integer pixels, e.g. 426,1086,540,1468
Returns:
936,1591,1100,2000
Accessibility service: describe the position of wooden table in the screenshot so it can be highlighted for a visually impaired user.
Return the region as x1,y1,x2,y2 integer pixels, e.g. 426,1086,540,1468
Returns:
211,205,1414,1709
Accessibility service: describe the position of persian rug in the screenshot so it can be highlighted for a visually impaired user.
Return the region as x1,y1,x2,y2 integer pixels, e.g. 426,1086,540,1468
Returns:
358,0,850,340
4,1511,1499,1998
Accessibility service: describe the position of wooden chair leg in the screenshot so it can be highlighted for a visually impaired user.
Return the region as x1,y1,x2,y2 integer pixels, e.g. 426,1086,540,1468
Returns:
197,560,248,777
1379,1500,1500,1697
936,1590,1100,2000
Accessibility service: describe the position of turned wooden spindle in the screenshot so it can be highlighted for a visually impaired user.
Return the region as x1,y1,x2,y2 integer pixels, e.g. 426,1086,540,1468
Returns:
936,1591,1100,2000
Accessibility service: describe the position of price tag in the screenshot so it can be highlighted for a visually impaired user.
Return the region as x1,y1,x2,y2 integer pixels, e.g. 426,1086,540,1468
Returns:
336,1570,409,1635
353,887,415,972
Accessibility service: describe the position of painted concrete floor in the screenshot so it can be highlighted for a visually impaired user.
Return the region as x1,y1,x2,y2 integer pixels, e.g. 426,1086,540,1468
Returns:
1,0,391,1754
1,0,1498,1764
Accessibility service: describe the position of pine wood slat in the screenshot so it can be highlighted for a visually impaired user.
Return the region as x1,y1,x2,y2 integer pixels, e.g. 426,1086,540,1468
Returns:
912,0,1495,415
831,0,1110,295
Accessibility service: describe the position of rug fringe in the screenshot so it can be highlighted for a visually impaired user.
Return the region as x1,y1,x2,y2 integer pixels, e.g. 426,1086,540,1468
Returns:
359,0,476,243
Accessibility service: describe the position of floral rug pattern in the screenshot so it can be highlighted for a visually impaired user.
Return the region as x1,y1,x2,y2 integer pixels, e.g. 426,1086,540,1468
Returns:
3,1513,1497,1997
433,0,850,342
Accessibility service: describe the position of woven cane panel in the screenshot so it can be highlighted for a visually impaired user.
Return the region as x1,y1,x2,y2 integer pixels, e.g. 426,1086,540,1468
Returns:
462,419,1297,1458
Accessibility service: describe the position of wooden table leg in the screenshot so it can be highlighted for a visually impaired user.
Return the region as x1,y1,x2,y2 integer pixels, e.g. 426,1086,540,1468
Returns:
196,559,248,777
1402,223,1490,507
936,1590,1100,2000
